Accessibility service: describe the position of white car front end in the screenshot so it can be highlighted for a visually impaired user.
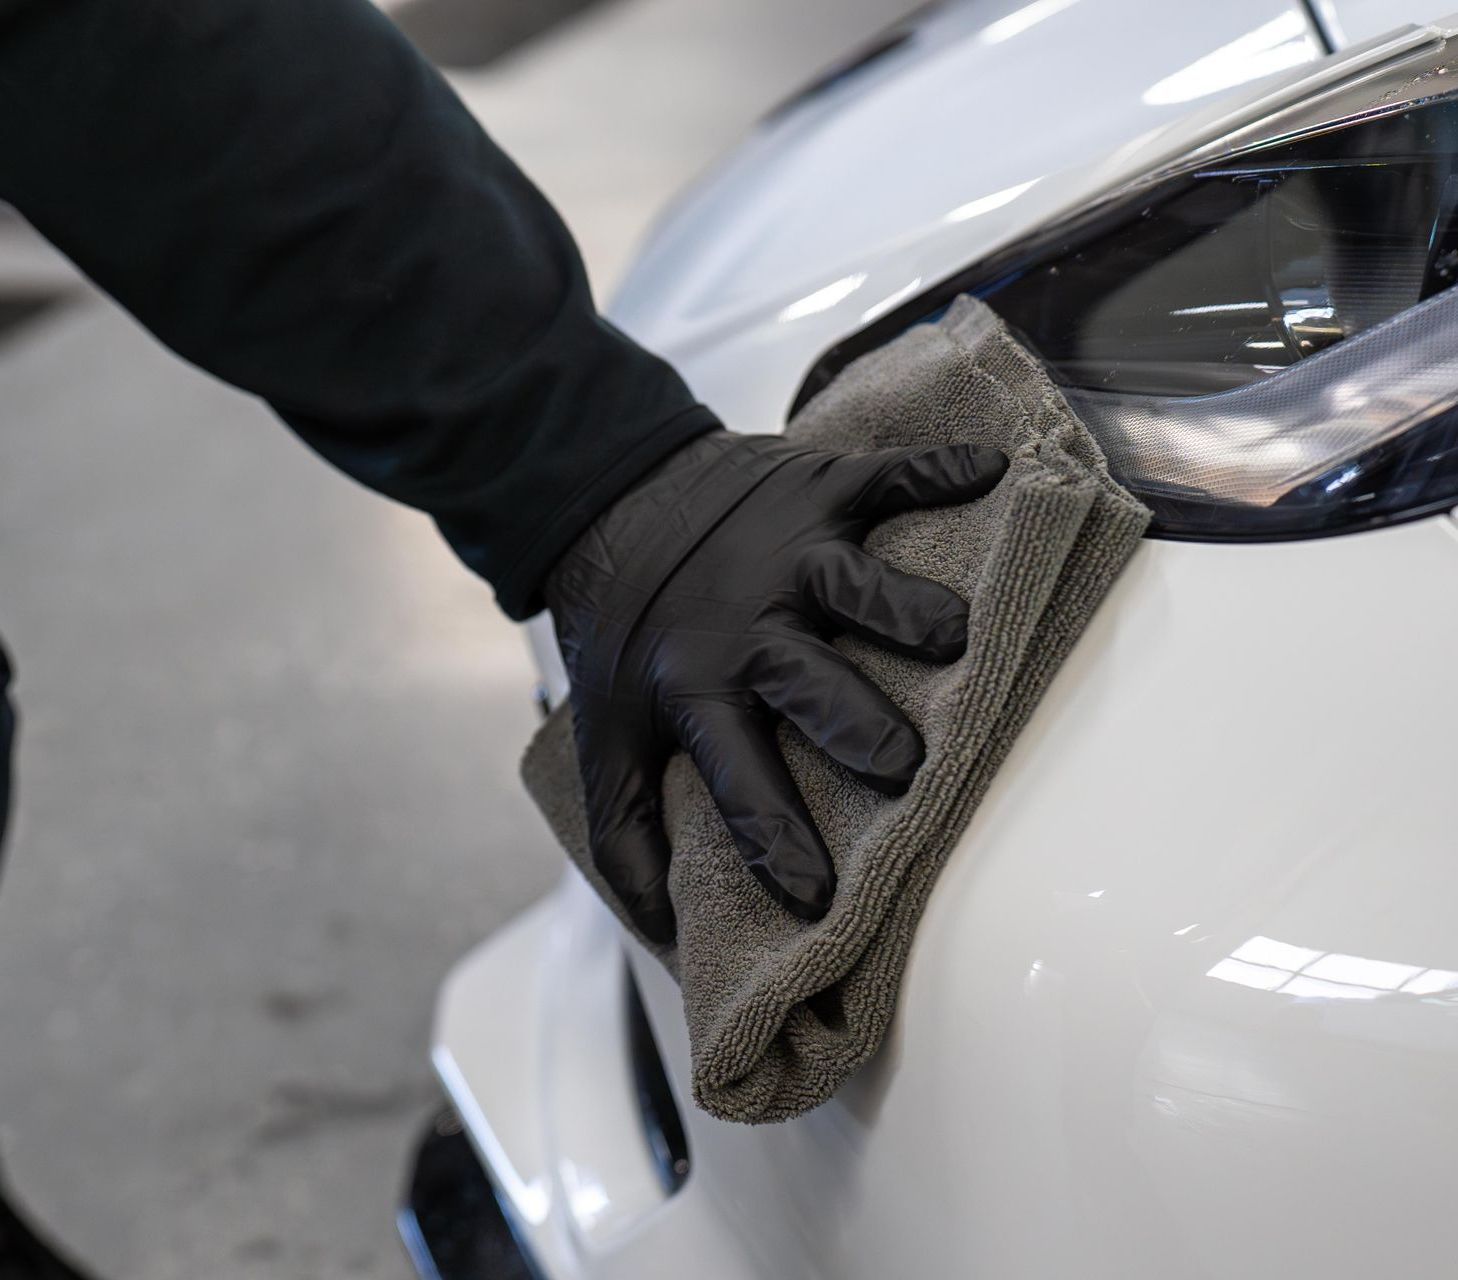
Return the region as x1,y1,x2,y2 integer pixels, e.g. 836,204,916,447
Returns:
407,3,1458,1276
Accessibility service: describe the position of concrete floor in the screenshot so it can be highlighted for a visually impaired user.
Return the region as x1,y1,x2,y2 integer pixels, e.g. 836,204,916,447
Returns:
0,1,911,1277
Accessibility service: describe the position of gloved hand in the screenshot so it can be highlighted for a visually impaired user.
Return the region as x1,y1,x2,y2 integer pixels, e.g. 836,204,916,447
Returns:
544,430,1007,943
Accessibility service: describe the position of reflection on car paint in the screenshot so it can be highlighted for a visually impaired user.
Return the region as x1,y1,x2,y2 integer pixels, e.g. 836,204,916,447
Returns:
1208,935,1458,1000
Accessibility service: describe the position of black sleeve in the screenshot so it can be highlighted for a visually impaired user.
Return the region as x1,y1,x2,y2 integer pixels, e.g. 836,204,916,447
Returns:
0,0,718,618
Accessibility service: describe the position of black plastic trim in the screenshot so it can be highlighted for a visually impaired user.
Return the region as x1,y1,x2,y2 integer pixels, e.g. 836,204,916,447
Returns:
0,1177,93,1280
398,1108,543,1280
624,963,691,1195
1145,491,1458,545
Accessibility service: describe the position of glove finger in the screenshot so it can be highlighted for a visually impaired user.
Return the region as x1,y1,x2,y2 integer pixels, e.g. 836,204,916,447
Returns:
800,541,969,663
575,714,677,945
836,442,1008,520
754,633,925,796
678,701,835,922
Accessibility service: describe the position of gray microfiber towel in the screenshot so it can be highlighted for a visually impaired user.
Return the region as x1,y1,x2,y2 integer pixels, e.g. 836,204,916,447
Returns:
522,295,1150,1124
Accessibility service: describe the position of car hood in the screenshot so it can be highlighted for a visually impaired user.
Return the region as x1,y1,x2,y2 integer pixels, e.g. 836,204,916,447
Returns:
609,0,1340,429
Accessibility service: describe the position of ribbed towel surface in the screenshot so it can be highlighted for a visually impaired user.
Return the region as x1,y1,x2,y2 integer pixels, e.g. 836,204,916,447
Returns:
522,296,1150,1123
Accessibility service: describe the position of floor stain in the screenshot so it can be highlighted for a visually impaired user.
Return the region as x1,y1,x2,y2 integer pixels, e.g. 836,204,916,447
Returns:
254,1076,437,1145
232,1235,282,1263
259,986,344,1026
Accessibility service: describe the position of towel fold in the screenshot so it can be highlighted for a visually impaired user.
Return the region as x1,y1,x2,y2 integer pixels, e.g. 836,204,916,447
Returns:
522,296,1150,1123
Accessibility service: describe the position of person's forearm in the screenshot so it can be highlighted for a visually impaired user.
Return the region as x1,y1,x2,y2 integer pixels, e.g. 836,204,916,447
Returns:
0,0,717,616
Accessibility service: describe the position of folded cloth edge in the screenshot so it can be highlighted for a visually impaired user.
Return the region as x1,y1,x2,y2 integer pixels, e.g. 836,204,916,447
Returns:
521,296,1151,1124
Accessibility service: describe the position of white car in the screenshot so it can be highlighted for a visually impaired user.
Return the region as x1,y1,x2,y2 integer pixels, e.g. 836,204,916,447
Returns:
400,3,1458,1276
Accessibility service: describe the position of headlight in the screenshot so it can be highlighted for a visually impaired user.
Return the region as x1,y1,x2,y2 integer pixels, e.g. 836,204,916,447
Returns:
791,24,1458,540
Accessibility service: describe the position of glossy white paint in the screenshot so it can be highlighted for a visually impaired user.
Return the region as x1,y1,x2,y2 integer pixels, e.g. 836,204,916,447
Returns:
660,518,1458,1280
443,2,1458,1276
465,522,1458,1280
435,881,770,1279
1319,1,1454,46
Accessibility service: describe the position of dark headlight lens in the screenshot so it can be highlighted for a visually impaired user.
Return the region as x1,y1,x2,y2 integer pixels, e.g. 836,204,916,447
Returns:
1016,95,1458,538
988,97,1458,398
1061,275,1458,539
792,84,1458,541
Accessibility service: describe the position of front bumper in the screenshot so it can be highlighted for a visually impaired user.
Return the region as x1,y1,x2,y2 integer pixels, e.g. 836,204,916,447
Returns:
415,878,771,1280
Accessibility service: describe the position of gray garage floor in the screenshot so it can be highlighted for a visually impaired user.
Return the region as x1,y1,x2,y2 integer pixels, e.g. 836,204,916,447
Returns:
0,1,911,1276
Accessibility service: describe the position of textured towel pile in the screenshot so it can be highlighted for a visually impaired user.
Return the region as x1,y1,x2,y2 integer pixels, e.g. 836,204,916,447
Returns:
523,296,1150,1123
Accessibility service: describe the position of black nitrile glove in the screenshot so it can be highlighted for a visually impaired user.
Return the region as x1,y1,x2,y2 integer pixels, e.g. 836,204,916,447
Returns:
544,430,1008,943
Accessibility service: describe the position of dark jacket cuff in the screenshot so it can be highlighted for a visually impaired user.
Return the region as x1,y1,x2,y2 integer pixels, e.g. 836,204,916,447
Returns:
480,404,722,620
